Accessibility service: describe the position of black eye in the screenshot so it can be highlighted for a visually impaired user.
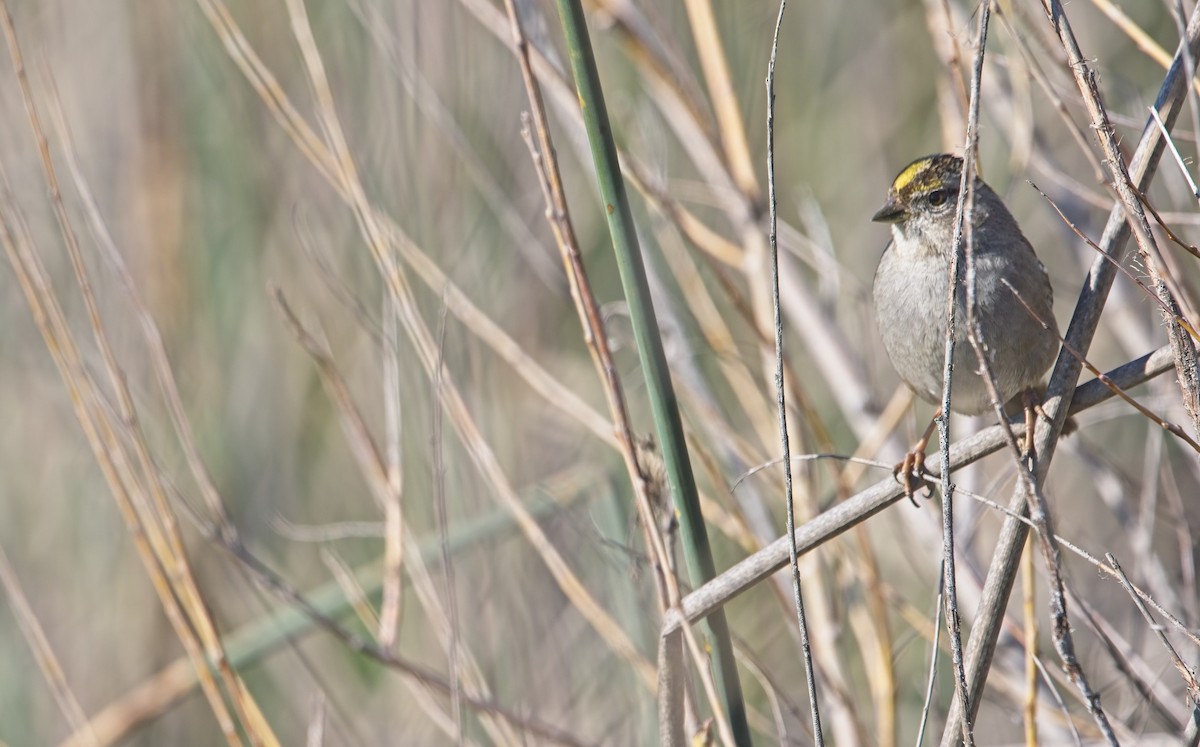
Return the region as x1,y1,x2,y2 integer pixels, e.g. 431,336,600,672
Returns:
928,189,948,206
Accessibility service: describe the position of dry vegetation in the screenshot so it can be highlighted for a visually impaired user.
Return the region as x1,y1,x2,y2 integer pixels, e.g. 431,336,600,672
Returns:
1,0,1199,745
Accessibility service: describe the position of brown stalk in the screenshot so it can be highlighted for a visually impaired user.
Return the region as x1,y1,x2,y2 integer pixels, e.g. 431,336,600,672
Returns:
378,292,406,651
683,0,760,202
1,4,274,743
271,287,529,747
0,543,97,746
276,0,658,692
217,533,587,746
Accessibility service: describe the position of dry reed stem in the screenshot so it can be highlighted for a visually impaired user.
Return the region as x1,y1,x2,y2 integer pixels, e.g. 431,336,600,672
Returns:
379,294,406,652
221,539,589,745
200,0,661,696
595,0,718,149
457,0,879,481
57,658,196,747
279,301,487,740
42,71,237,541
194,13,751,708
319,549,381,635
925,483,1195,737
1033,184,1200,347
11,0,1200,744
283,0,657,696
1,4,277,743
951,484,1197,735
990,4,1107,182
1021,545,1038,747
655,213,779,456
0,544,97,747
765,4,827,745
921,0,969,144
1089,0,1200,98
69,470,595,747
271,286,531,747
5,94,252,747
464,0,877,460
429,304,465,739
683,0,761,202
343,0,564,293
0,200,245,741
937,6,993,742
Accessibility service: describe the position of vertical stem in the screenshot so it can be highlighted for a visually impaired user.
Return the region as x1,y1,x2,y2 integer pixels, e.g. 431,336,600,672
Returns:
766,1,824,744
551,1,750,743
939,3,991,744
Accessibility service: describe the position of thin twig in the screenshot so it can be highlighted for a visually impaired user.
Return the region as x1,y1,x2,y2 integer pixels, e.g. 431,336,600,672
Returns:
766,2,823,745
914,569,944,747
1137,188,1200,261
954,486,1200,649
431,301,464,742
221,530,586,747
0,543,98,747
1168,0,1200,199
1047,0,1200,435
271,287,526,746
280,0,659,693
942,6,1200,740
937,4,992,744
1015,397,1117,745
1149,105,1200,203
2,5,264,742
1105,553,1200,708
1004,277,1200,453
1030,181,1200,341
1022,543,1038,747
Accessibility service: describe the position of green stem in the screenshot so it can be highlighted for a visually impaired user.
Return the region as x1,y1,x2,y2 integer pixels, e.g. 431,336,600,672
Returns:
550,2,750,743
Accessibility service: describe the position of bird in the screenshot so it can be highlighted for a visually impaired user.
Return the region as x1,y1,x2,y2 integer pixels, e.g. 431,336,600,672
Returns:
871,153,1060,494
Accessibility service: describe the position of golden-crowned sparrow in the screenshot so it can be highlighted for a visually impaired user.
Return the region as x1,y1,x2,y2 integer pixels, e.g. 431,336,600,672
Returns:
872,154,1060,488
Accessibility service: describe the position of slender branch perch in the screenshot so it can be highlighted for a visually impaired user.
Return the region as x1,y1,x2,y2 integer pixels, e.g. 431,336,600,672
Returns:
663,346,1174,632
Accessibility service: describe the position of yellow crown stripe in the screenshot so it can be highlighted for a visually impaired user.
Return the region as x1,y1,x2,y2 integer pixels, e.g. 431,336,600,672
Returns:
891,157,938,193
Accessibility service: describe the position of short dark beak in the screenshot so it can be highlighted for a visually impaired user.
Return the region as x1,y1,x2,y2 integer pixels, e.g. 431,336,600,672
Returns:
871,197,906,224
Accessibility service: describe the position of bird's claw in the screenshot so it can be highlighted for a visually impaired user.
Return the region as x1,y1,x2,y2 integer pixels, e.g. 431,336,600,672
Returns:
894,449,933,505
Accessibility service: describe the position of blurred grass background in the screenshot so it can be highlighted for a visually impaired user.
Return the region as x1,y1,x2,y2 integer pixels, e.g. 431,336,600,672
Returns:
1,0,1198,745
